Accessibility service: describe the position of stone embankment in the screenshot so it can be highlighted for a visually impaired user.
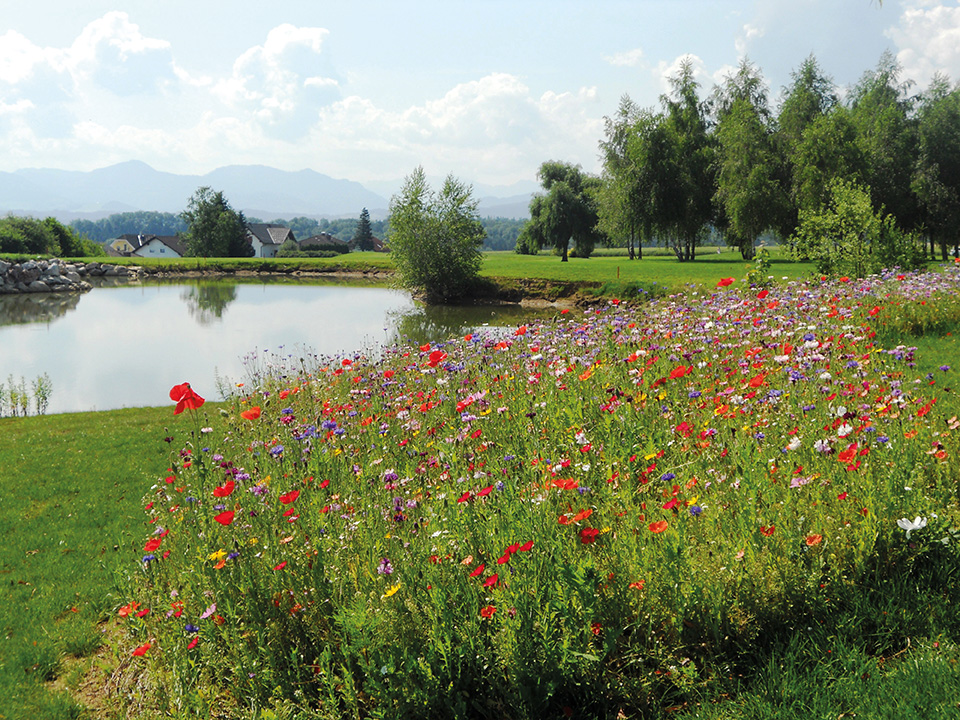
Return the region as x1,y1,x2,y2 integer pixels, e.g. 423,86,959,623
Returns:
0,259,139,294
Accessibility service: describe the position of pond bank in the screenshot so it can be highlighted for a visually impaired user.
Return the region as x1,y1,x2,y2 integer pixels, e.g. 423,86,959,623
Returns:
133,264,601,308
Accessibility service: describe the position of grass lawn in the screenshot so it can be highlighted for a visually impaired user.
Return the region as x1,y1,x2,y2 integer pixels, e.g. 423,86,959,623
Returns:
0,406,223,720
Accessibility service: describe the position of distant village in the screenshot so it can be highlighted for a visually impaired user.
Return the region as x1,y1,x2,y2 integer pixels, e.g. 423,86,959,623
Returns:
106,223,388,259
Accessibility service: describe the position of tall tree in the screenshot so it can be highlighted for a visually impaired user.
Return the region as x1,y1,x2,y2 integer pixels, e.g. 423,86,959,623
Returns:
387,167,485,302
913,73,960,260
521,161,603,262
790,107,866,216
849,50,920,230
598,95,651,260
713,59,788,259
353,207,375,251
180,187,252,258
653,58,715,261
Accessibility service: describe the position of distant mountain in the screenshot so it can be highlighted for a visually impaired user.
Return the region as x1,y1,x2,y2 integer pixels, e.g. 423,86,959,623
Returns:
0,161,388,220
0,161,532,221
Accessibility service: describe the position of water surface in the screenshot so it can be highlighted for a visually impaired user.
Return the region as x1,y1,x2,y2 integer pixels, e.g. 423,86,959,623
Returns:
0,280,542,414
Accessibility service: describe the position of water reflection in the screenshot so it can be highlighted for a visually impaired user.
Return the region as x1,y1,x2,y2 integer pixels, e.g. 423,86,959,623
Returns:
0,291,84,327
0,280,549,414
181,283,238,325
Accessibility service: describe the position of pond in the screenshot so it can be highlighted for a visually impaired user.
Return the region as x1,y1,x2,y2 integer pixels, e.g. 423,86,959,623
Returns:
0,279,548,415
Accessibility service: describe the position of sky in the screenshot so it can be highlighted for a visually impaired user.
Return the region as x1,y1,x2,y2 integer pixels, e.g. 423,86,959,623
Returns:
3,0,960,194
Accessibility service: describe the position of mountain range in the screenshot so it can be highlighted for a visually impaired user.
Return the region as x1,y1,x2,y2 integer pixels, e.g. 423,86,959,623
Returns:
0,161,534,221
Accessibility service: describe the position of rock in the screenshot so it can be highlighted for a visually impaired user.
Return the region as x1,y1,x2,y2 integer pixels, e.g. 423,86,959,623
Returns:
27,280,50,293
65,271,82,283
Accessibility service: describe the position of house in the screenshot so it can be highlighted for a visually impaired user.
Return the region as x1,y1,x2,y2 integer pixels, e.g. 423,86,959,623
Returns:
109,234,186,258
246,224,295,258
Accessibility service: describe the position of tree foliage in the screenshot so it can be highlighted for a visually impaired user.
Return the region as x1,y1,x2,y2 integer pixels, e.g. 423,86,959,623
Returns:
69,211,187,243
387,167,485,302
518,161,602,261
0,215,95,256
353,207,375,251
791,178,924,277
713,59,788,259
180,187,253,258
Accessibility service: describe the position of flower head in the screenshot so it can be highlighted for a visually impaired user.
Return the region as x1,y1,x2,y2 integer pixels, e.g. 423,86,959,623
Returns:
897,516,927,539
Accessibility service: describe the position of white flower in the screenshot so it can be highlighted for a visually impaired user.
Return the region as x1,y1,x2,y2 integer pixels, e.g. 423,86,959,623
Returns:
897,516,927,539
786,438,802,451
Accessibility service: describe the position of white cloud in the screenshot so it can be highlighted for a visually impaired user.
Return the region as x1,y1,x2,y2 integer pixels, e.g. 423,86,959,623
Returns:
214,24,339,137
604,48,646,68
735,22,765,56
887,1,960,87
66,11,178,95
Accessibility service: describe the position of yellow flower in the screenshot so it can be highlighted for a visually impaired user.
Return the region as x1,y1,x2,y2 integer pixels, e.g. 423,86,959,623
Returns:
208,549,227,561
381,583,401,599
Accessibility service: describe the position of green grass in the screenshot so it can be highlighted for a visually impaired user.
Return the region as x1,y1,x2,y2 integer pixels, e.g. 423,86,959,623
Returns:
0,406,224,720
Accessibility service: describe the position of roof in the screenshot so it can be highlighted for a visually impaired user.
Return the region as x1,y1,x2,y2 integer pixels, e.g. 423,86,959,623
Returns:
247,223,295,246
111,233,185,256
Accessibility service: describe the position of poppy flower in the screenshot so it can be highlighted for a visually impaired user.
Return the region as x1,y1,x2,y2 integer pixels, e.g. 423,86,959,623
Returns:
805,534,823,546
572,508,593,522
170,382,205,415
279,490,300,504
517,540,534,552
144,537,163,552
131,642,151,657
717,277,734,287
213,480,235,498
480,605,497,619
214,510,235,526
187,637,199,650
648,520,669,534
428,350,447,367
628,580,646,590
118,601,140,617
274,561,287,571
240,406,261,421
482,574,499,588
579,527,600,544
760,525,775,537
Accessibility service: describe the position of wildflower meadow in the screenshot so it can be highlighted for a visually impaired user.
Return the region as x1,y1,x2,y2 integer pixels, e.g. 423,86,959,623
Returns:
121,266,960,718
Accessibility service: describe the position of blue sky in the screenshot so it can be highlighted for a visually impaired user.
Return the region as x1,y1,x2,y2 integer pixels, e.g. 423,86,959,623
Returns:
2,1,958,193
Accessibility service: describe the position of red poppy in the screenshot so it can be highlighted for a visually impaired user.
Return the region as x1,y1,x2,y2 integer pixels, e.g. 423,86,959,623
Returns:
805,534,823,546
572,508,593,522
136,608,150,618
131,642,151,657
514,325,528,336
469,563,485,577
648,520,669,534
170,382,205,415
628,580,646,590
144,537,163,552
457,491,472,503
480,605,496,618
483,574,499,588
240,406,261,421
118,601,140,617
279,490,300,504
384,370,395,379
428,350,447,367
274,561,287,571
757,289,769,299
214,510,235,526
518,540,534,552
187,637,199,650
477,485,493,497
760,525,775,537
717,277,734,287
579,527,600,544
213,480,235,498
